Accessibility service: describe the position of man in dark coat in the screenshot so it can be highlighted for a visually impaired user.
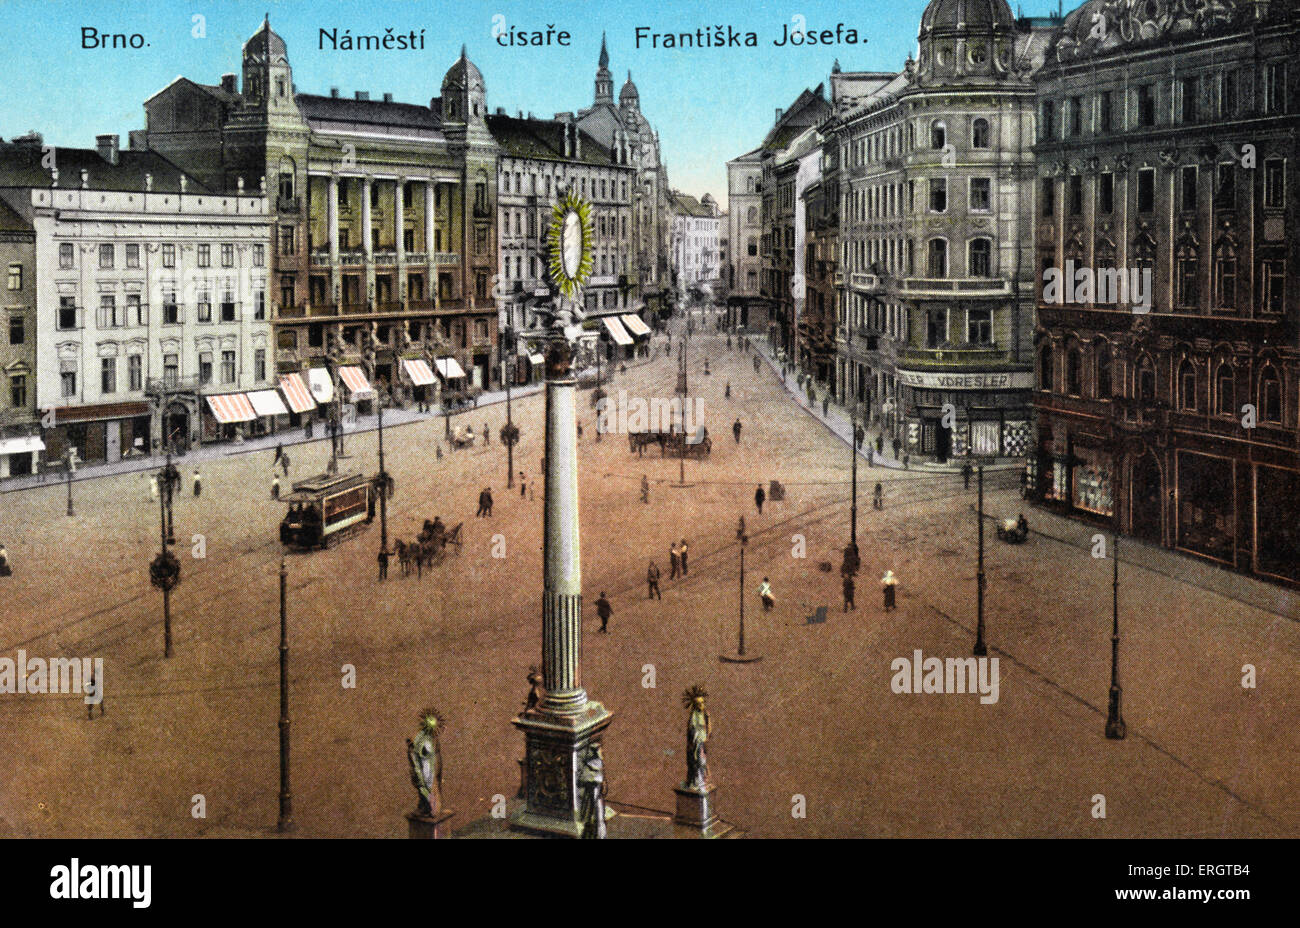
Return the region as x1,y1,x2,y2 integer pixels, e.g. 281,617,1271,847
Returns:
595,592,612,633
755,483,766,514
962,461,974,490
733,418,742,443
843,574,855,611
647,561,661,600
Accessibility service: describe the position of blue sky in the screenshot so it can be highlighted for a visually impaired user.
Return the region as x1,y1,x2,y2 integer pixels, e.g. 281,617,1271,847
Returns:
0,0,1061,207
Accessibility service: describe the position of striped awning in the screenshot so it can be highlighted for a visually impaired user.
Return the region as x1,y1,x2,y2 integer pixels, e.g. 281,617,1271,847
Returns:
307,368,334,404
403,358,436,386
621,313,652,337
339,366,375,399
206,393,257,424
278,373,316,414
247,389,289,418
435,357,467,380
602,315,633,346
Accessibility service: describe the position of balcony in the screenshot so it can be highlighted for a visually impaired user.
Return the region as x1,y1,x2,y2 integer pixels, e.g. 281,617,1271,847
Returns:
373,251,398,265
276,304,308,319
433,252,459,265
850,272,883,291
340,251,364,267
898,277,1012,298
276,196,301,214
897,346,1011,367
310,253,332,267
406,252,428,264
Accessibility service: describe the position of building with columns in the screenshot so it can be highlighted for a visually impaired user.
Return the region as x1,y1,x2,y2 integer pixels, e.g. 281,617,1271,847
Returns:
134,19,501,396
1032,0,1300,585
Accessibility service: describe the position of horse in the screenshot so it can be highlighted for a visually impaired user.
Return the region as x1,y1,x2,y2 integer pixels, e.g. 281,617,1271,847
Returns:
395,540,412,577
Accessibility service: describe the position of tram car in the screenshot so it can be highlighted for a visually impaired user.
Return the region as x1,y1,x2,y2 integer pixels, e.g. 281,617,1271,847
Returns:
279,470,374,550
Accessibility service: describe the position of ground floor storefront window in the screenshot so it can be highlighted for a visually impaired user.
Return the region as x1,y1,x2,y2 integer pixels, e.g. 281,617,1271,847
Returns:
1256,464,1300,582
1071,447,1114,517
1177,451,1235,563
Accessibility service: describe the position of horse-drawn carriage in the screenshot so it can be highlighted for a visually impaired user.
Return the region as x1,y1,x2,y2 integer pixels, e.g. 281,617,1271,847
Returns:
394,518,464,577
280,471,374,550
449,424,476,449
996,514,1030,545
628,426,712,458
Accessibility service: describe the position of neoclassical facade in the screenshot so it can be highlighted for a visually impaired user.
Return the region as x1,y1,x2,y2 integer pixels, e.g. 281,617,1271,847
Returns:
1032,0,1300,584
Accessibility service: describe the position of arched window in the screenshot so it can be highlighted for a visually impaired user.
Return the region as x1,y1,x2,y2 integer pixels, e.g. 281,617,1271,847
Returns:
968,237,992,277
927,238,948,277
1176,241,1199,308
1138,357,1156,404
1215,360,1234,416
1039,342,1053,391
1214,238,1237,310
747,206,757,223
930,120,947,150
1095,342,1112,398
1260,366,1283,422
1066,344,1083,395
746,236,757,257
1177,358,1196,411
972,118,990,149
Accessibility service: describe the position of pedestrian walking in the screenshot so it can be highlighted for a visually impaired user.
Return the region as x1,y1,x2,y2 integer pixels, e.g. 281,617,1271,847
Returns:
725,381,731,399
647,561,661,600
759,577,774,612
679,538,689,575
903,453,910,470
881,570,898,611
520,473,527,497
377,547,389,581
843,574,856,611
192,469,202,498
873,482,883,510
822,396,829,417
271,474,281,500
85,666,103,719
962,461,973,490
875,435,884,455
595,592,612,633
280,452,291,477
484,423,490,446
640,474,650,504
304,418,314,440
273,442,284,467
669,541,681,579
755,483,766,514
477,487,493,517
436,443,443,461
892,437,901,459
733,418,742,443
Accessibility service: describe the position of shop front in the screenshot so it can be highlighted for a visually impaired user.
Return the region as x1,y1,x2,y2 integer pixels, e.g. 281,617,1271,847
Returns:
895,368,1034,464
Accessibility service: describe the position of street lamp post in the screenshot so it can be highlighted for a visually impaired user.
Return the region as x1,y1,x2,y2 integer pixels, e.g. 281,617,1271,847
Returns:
64,447,76,516
721,527,761,663
376,383,389,560
1105,534,1126,739
150,450,181,659
677,339,687,485
974,465,988,657
505,326,515,489
278,557,293,830
850,407,862,548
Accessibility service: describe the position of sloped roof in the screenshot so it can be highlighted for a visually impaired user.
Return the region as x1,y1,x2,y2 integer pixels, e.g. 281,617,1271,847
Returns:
671,193,715,218
486,114,620,167
0,142,206,193
0,197,33,233
296,93,441,131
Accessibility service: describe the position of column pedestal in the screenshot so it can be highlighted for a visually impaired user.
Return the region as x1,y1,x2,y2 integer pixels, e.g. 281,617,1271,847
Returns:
406,809,455,839
673,783,733,838
510,702,612,838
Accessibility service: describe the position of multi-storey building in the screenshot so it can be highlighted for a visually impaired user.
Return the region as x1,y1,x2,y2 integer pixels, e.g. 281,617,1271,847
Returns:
0,185,37,477
670,191,721,295
1033,0,1300,585
802,171,840,386
576,36,674,319
725,148,766,328
0,135,272,465
135,19,500,397
488,110,637,374
824,0,1050,461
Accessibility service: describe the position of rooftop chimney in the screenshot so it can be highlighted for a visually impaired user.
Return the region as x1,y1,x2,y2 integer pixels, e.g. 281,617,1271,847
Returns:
383,92,393,103
145,173,152,191
80,169,89,189
355,91,369,101
775,108,784,124
330,87,340,98
220,73,237,93
96,134,120,165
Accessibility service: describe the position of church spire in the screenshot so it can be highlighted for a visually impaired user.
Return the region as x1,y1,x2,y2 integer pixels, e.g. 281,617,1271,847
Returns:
598,32,609,69
594,32,613,103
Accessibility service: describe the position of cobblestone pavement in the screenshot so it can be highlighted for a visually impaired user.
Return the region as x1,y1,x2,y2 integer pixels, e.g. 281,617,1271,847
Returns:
1,318,1295,838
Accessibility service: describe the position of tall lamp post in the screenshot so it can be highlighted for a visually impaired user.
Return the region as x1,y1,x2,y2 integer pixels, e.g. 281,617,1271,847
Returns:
375,381,389,560
503,325,518,488
850,405,863,548
721,525,761,663
150,448,181,659
64,446,77,516
278,557,293,830
973,465,987,657
676,339,687,485
1105,533,1126,739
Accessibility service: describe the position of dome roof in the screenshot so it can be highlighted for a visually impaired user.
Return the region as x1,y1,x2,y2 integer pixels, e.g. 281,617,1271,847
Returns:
244,15,287,60
442,45,484,92
919,0,1015,37
620,71,639,103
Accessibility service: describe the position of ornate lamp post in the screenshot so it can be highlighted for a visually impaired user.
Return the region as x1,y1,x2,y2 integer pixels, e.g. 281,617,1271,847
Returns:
974,465,988,657
502,325,519,489
721,522,761,664
149,454,181,659
375,380,390,559
277,557,293,830
1105,533,1126,739
63,446,77,516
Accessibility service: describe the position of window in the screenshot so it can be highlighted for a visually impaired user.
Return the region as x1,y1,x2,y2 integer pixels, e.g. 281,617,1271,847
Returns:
1264,159,1285,209
1216,163,1235,205
97,294,120,328
927,239,947,278
98,244,114,269
128,354,142,392
1180,166,1197,212
6,263,20,290
279,226,295,256
279,172,294,201
1099,173,1114,215
221,350,236,384
221,243,234,268
1214,242,1237,310
61,366,76,398
164,353,178,387
967,308,992,344
163,291,179,324
199,351,213,385
1215,362,1234,416
1262,259,1285,313
1099,90,1113,133
1260,367,1282,423
1138,359,1156,404
255,348,266,383
253,244,265,267
221,292,236,323
1041,177,1055,217
1095,344,1111,398
969,178,991,212
162,243,176,268
971,118,990,148
1178,359,1197,410
197,244,210,268
197,291,211,323
58,296,77,330
1137,169,1155,213
476,272,488,301
1177,247,1198,307
126,244,140,269
59,243,74,269
1039,343,1053,391
1041,100,1055,139
1264,62,1286,114
968,238,992,277
929,178,947,213
1068,175,1083,215
10,373,26,408
100,357,116,394
1137,84,1155,126
1181,76,1198,123
1069,96,1083,136
8,313,24,345
930,121,946,150
1066,345,1082,395
254,289,265,321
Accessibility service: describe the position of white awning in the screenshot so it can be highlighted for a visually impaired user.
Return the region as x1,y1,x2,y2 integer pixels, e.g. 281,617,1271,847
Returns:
435,357,467,380
528,353,546,365
602,315,633,346
621,313,652,337
339,366,375,399
247,389,289,418
307,368,334,404
206,393,257,424
0,435,44,456
402,358,436,386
